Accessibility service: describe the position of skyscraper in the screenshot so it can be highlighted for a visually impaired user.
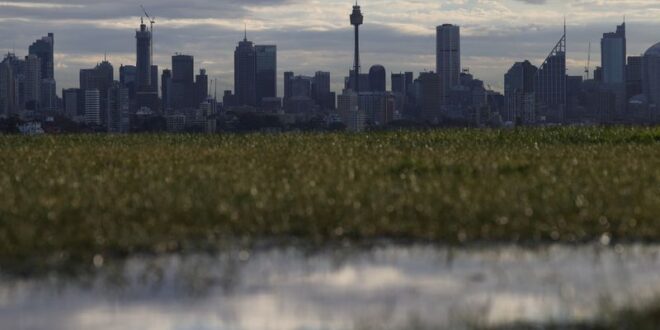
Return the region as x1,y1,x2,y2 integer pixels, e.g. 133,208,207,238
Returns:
313,71,332,109
195,69,208,107
350,3,363,94
601,23,626,84
284,71,294,100
418,71,441,122
107,82,129,133
369,65,386,92
535,28,567,123
171,54,194,109
234,33,257,106
136,20,153,91
24,54,41,110
255,45,277,105
120,65,137,99
391,73,405,94
80,60,113,126
161,69,172,113
642,43,660,107
504,60,537,123
84,89,101,125
28,33,54,80
0,60,17,117
436,24,460,104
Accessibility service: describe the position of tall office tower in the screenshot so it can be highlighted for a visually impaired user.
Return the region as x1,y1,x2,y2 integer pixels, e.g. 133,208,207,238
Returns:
0,60,17,117
84,89,101,125
627,56,643,98
80,60,113,126
535,28,567,123
642,43,660,107
436,24,460,105
504,60,538,123
255,45,276,105
350,2,363,94
62,88,80,119
195,69,209,107
107,82,129,133
136,20,153,91
312,71,332,109
392,73,405,94
369,65,386,92
338,90,363,131
171,54,195,110
29,33,54,80
284,71,294,100
151,65,159,93
601,23,626,84
29,33,56,111
161,69,172,113
234,33,257,106
120,65,137,98
418,71,441,122
24,54,41,110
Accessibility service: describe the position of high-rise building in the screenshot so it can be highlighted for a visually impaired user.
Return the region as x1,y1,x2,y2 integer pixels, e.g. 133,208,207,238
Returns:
417,71,441,121
136,20,153,91
436,24,460,104
284,71,294,100
62,88,80,119
627,56,643,98
350,3,363,94
642,43,660,107
234,34,257,106
80,60,114,126
369,65,386,92
24,54,41,110
84,89,101,125
601,23,626,84
161,69,172,113
312,71,332,109
392,73,405,94
0,60,17,117
120,65,137,99
504,60,537,123
107,82,129,133
28,33,54,80
171,54,195,110
195,69,209,107
255,45,276,105
535,29,567,123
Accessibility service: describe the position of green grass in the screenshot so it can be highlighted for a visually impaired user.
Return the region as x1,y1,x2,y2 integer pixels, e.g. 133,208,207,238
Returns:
1,127,660,274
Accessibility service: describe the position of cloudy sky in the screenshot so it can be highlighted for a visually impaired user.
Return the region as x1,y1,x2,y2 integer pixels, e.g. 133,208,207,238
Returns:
1,0,660,96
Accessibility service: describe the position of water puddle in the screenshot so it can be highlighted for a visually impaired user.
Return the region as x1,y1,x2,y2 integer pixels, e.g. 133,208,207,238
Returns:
2,244,660,329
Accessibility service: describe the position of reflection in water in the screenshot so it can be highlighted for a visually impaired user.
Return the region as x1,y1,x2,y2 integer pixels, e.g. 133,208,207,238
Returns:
2,244,660,330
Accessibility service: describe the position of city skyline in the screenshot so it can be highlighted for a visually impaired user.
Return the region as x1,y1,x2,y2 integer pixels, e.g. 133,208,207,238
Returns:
1,1,660,96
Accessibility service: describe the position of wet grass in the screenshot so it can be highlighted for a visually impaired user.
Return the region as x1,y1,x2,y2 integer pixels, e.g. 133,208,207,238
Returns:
1,127,660,274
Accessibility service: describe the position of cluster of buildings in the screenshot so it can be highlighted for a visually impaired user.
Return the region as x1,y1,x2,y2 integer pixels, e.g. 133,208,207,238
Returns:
3,4,660,134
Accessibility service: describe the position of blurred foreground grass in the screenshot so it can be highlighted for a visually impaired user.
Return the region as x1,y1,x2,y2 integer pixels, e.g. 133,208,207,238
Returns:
1,127,660,273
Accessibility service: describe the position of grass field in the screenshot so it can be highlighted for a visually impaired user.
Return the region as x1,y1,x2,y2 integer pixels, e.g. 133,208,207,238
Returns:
1,127,660,274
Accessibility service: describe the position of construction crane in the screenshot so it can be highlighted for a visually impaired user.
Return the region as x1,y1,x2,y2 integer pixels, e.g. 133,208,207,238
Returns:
141,5,156,32
584,42,591,80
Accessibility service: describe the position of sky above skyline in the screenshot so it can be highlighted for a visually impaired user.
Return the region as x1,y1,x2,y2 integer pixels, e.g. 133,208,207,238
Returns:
1,0,660,96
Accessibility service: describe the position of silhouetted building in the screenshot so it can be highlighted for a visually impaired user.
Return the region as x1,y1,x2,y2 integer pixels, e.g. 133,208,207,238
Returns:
627,56,643,99
28,33,54,80
0,60,17,117
171,54,195,110
504,60,537,123
535,30,567,123
643,42,660,109
284,71,294,100
312,71,333,109
80,60,113,126
601,23,626,84
255,45,276,105
62,88,80,119
417,71,441,122
195,69,208,108
161,69,172,113
107,81,129,133
234,34,257,106
84,89,100,125
24,55,41,111
436,24,460,105
369,65,386,92
120,65,137,99
136,20,153,91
